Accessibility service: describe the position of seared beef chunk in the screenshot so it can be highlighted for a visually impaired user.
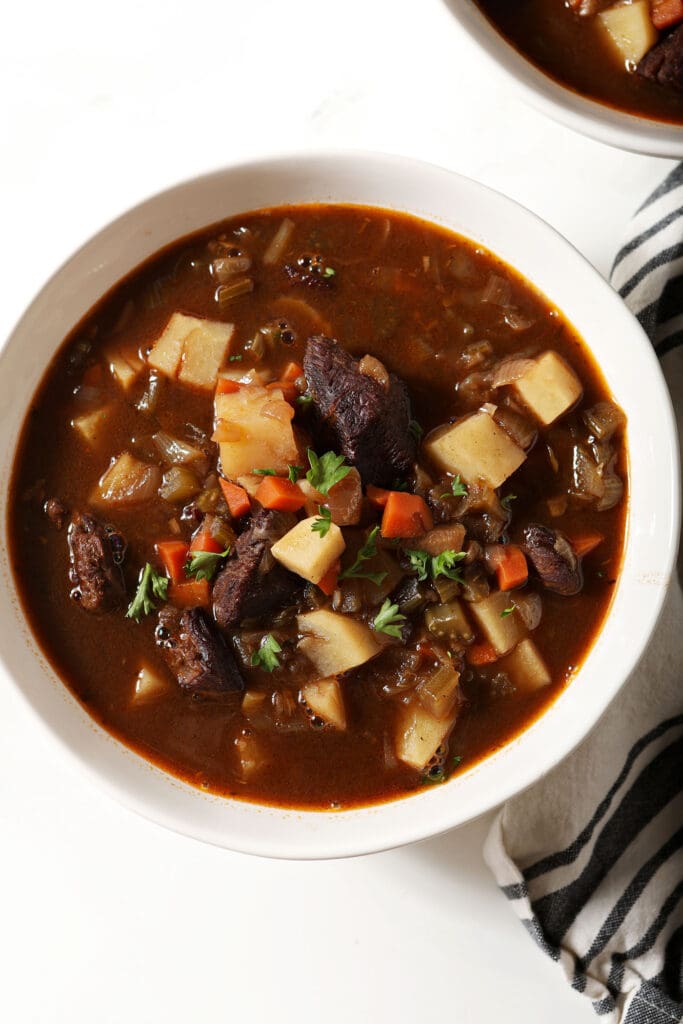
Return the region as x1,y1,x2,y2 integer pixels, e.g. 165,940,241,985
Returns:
303,336,416,487
156,607,244,694
67,512,126,612
638,26,683,92
213,508,301,629
45,498,68,530
523,524,582,597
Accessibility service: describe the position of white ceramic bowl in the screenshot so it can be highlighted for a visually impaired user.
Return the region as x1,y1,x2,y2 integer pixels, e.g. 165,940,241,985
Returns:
0,152,678,859
445,0,683,157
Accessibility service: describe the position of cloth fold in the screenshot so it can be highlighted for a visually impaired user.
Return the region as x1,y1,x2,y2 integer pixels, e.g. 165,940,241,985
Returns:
484,164,683,1024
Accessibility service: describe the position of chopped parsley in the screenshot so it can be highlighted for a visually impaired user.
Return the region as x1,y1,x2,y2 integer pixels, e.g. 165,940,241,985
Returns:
287,464,304,483
311,504,332,537
306,448,351,495
501,493,517,511
323,266,336,278
296,393,314,409
500,605,515,618
126,563,168,622
339,526,387,586
406,548,466,584
409,419,424,442
250,634,282,672
228,354,243,362
252,467,276,476
185,547,230,583
442,475,468,499
406,549,430,582
373,599,406,639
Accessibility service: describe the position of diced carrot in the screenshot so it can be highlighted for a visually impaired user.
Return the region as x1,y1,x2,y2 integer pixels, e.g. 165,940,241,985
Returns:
168,579,211,609
81,363,105,386
381,492,434,538
215,378,241,395
495,545,528,592
366,484,391,508
219,478,251,518
317,560,340,596
267,380,299,403
652,0,683,30
255,475,306,512
466,642,499,667
156,540,189,585
281,361,303,382
189,529,223,554
570,531,605,558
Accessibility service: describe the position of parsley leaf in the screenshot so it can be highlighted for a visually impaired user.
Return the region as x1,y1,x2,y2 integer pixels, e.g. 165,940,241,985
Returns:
500,605,515,618
431,550,467,582
126,563,169,622
409,419,423,442
306,449,351,495
250,634,282,672
501,493,517,511
373,599,406,639
405,549,430,582
296,393,314,409
441,475,468,499
228,354,243,362
288,464,304,483
312,505,332,537
252,467,276,476
339,526,387,586
323,266,336,278
185,547,230,583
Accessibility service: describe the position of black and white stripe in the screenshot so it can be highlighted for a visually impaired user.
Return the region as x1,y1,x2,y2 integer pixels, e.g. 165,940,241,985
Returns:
485,167,683,1024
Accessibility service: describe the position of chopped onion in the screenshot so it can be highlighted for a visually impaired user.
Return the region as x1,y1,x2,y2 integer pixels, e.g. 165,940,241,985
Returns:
358,354,390,390
481,273,513,306
159,466,200,504
98,453,161,505
491,357,535,388
211,254,252,281
215,278,254,306
152,431,204,465
261,398,294,423
583,401,626,442
494,407,537,450
263,218,295,266
458,340,493,371
503,310,534,332
547,494,568,518
572,444,604,501
136,370,162,415
597,472,624,511
480,402,498,417
513,591,542,631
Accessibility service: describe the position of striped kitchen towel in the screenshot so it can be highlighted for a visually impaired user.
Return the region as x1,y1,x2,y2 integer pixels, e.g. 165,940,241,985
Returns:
484,163,683,1024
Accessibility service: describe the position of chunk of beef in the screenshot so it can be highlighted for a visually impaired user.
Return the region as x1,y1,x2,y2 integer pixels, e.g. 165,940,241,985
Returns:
45,498,68,530
303,336,416,488
156,607,244,694
213,508,302,629
67,512,126,613
637,25,683,92
523,524,582,597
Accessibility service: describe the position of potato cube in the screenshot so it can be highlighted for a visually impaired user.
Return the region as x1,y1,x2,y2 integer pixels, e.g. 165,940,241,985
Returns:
271,517,345,585
297,609,380,676
469,590,525,655
178,321,234,390
148,313,204,377
598,1,658,64
512,351,583,426
424,410,525,488
395,701,458,771
72,405,114,448
502,639,552,692
132,664,168,705
215,386,299,479
106,347,144,391
301,677,347,730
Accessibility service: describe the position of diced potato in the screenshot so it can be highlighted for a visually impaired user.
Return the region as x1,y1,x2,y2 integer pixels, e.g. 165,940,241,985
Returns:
106,346,144,392
148,312,234,389
301,677,347,730
215,385,299,478
271,517,345,585
94,452,162,506
395,701,458,771
425,600,474,644
234,730,269,780
297,609,380,676
502,639,552,693
416,662,461,720
598,1,658,65
71,405,114,448
468,590,525,655
512,351,583,427
298,468,363,526
424,410,526,488
178,321,235,390
218,367,273,386
132,664,168,705
242,690,267,717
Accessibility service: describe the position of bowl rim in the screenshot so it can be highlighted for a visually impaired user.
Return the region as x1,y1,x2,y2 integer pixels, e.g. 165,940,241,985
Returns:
445,0,683,158
0,149,679,859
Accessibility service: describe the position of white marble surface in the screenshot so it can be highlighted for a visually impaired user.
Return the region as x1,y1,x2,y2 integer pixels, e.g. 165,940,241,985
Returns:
0,1,674,1021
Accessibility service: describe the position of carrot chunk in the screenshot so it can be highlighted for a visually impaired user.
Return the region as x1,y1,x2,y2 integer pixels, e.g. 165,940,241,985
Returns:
317,560,340,596
281,361,304,382
466,641,499,667
219,479,251,518
495,545,528,592
381,492,434,538
570,531,605,558
189,529,223,555
169,579,211,609
254,475,306,512
652,0,683,30
215,378,241,395
156,540,189,585
366,484,391,508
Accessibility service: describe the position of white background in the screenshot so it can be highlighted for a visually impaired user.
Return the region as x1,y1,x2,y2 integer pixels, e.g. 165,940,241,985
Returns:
0,1,675,1021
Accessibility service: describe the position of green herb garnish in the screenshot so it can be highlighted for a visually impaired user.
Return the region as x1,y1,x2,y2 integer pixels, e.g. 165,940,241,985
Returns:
253,467,277,476
126,563,169,622
501,493,517,511
339,526,387,586
409,419,423,442
228,354,243,362
373,599,406,639
431,549,467,582
185,547,230,583
500,605,515,619
288,464,304,483
323,266,336,278
296,394,314,409
250,634,282,672
406,549,430,582
441,475,468,499
306,449,351,495
312,505,332,538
